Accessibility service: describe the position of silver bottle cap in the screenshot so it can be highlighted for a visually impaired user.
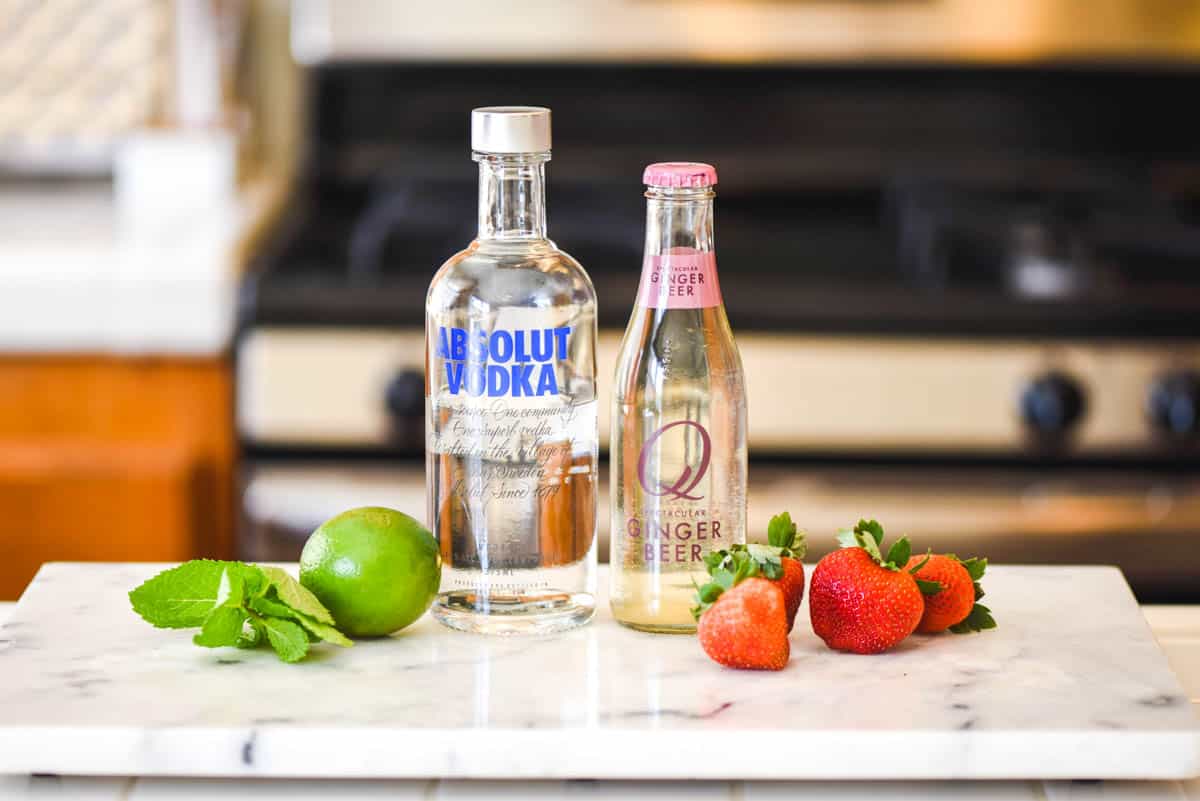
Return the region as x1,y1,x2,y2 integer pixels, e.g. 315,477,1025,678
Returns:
471,106,551,154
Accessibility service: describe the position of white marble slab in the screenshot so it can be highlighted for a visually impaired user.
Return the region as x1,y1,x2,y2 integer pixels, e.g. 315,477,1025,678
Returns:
0,564,1195,781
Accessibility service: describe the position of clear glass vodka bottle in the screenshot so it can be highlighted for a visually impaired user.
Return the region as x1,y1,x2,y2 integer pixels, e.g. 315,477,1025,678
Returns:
426,107,598,635
610,162,747,633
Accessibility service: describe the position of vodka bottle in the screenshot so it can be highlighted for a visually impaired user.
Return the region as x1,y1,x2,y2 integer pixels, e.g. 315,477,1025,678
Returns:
426,107,598,635
610,162,747,633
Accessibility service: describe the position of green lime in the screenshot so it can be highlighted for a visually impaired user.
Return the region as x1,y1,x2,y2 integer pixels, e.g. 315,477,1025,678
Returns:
299,507,441,637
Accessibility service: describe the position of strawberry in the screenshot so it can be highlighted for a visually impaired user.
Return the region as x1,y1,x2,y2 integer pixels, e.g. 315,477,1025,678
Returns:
704,511,807,631
808,520,935,655
694,577,790,671
906,553,996,634
776,559,806,632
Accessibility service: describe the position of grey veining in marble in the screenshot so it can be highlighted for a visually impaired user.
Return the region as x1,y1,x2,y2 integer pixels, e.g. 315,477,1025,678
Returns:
0,563,1195,780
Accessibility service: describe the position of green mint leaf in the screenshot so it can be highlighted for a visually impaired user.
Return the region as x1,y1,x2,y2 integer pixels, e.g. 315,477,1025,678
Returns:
293,617,353,647
239,565,269,599
216,564,266,609
767,512,796,548
856,519,885,547
193,607,248,648
249,596,352,648
917,578,944,596
237,618,266,649
252,614,310,663
130,561,256,629
260,566,336,626
885,536,911,568
248,595,294,619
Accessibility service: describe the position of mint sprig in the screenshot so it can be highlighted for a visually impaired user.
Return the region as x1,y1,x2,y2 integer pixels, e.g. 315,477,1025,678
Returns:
130,560,353,662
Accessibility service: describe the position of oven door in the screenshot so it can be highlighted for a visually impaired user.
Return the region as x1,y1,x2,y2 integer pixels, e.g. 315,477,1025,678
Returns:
240,460,1200,603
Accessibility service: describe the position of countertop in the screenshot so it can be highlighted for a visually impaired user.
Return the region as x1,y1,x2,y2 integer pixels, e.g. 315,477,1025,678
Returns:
0,589,1196,799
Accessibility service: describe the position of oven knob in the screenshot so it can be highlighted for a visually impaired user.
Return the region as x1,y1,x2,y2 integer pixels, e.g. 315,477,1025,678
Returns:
1020,371,1087,436
384,369,426,419
1147,370,1200,439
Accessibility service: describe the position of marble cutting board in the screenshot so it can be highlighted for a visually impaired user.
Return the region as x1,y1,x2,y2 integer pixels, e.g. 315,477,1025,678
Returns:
0,563,1195,780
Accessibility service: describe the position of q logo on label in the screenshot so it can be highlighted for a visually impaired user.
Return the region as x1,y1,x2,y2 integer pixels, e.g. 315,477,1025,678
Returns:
636,420,712,501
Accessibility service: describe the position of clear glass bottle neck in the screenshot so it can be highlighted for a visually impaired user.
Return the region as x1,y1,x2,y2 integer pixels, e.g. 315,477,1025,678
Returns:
643,186,715,257
475,152,549,241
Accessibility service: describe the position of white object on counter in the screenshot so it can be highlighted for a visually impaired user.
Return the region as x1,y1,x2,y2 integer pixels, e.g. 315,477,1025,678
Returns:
0,564,1195,781
0,140,280,356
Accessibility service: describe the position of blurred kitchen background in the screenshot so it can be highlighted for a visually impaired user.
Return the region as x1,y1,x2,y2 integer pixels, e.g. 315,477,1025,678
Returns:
2,0,1199,603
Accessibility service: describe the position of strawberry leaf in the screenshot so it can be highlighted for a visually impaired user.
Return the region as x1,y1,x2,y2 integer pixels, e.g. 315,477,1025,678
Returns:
836,520,918,573
857,529,885,564
712,568,735,590
691,553,764,620
917,578,944,596
856,519,885,547
885,537,911,568
703,550,728,573
960,556,988,582
949,602,997,634
835,528,858,549
908,550,932,574
732,556,757,584
745,543,779,562
942,555,994,633
767,512,794,546
766,512,806,558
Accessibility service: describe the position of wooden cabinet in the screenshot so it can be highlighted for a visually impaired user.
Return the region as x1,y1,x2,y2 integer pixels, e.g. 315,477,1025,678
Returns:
0,357,234,600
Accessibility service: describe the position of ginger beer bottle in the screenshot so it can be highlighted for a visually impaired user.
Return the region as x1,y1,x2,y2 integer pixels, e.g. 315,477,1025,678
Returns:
610,162,747,633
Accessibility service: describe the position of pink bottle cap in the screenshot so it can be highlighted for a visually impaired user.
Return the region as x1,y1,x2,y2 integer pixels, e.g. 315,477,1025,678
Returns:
642,162,718,189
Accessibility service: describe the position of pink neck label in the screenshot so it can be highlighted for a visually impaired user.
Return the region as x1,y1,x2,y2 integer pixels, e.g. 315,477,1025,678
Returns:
637,252,722,309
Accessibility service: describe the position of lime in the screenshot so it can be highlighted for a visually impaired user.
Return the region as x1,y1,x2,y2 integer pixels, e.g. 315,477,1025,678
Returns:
299,507,441,637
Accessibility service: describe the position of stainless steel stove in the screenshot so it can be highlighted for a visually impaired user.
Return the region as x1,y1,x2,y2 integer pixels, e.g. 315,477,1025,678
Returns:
236,63,1200,601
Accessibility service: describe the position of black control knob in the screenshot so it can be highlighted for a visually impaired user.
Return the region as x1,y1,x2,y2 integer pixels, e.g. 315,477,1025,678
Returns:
1020,371,1087,436
1147,370,1200,440
384,369,426,420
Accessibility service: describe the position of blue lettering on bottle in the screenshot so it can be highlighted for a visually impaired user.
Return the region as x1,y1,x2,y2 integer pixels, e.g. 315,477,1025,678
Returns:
437,326,569,398
490,330,514,363
450,327,467,360
445,362,465,394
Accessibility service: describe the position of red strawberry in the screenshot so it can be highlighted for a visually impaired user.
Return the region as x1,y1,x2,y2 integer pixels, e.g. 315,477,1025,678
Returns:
808,520,928,654
906,553,996,634
695,577,790,671
776,558,806,632
704,511,807,632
